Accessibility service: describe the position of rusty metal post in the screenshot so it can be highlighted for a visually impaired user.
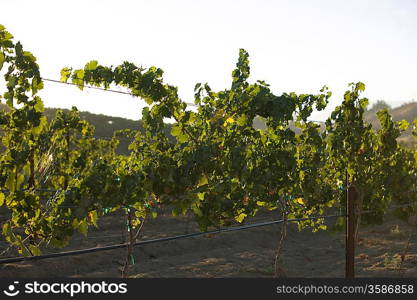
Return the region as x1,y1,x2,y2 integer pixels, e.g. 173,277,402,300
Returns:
346,172,356,278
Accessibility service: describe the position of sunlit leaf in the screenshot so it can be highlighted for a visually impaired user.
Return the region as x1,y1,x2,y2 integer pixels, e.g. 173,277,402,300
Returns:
235,213,247,223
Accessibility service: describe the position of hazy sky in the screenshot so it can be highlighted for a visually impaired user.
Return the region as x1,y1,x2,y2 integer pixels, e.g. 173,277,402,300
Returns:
1,0,416,121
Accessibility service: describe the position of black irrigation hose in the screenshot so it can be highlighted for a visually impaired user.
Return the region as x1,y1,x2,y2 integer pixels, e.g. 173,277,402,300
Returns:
0,214,344,264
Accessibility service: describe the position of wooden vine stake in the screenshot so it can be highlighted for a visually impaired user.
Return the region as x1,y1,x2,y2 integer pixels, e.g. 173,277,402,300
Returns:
274,196,288,278
122,207,135,278
28,148,36,254
345,172,357,278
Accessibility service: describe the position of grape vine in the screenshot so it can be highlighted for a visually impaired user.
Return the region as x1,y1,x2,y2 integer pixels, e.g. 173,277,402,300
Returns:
0,24,416,269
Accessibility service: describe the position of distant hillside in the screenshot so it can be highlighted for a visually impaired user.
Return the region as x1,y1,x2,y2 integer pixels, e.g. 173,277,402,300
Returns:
42,107,144,138
44,107,149,155
0,104,173,154
365,102,417,130
252,117,324,133
253,102,416,147
364,102,417,147
1,101,415,150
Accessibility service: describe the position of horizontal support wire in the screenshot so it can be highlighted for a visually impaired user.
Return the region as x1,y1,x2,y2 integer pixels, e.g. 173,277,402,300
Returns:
0,214,344,264
42,77,198,107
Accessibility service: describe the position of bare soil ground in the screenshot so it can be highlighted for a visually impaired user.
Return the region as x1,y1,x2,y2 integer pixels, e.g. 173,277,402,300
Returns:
1,209,416,278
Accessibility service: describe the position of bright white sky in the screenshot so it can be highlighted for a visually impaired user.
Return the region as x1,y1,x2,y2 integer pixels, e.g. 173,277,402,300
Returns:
1,0,417,121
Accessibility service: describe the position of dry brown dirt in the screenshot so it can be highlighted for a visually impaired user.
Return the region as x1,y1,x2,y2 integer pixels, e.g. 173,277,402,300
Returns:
1,209,416,278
